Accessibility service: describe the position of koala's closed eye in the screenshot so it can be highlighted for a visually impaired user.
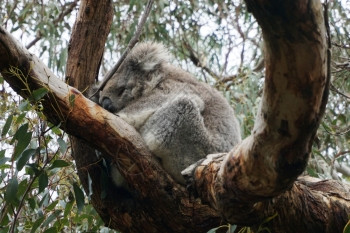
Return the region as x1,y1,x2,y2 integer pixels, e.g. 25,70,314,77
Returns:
116,87,125,97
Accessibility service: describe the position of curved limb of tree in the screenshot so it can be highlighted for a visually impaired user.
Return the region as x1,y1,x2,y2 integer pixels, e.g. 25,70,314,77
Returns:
190,0,330,216
0,0,350,233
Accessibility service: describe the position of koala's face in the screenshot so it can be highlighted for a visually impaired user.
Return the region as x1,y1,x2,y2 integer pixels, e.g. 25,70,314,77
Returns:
99,67,145,113
98,42,168,113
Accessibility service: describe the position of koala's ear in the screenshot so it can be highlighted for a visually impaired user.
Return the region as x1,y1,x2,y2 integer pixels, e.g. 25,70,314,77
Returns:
88,85,100,104
126,42,171,73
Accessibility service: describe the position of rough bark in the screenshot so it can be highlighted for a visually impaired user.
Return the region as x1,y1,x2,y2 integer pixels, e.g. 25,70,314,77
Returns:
190,0,328,210
62,0,115,228
0,1,350,233
65,0,112,89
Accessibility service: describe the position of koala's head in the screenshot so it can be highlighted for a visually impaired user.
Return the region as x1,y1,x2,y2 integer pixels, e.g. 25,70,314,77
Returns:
99,42,170,113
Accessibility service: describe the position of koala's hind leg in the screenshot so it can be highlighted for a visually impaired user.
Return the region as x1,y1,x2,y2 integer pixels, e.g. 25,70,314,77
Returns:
141,93,211,184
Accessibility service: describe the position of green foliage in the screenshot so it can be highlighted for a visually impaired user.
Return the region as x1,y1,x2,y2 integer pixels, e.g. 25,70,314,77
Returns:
207,224,237,233
31,88,49,102
343,219,350,233
73,182,85,213
1,114,13,137
307,0,350,181
0,83,111,232
207,213,276,233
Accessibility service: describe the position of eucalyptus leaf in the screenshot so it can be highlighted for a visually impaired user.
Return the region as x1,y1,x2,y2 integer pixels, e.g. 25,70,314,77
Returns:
73,183,85,213
17,148,36,171
18,100,29,111
15,112,26,124
0,150,5,158
30,216,45,233
28,197,36,210
17,179,28,198
13,131,32,160
0,157,10,166
42,210,62,227
49,160,70,169
343,220,350,233
57,138,67,154
31,87,49,101
39,172,49,193
1,114,13,136
63,201,73,218
46,200,58,211
5,178,18,204
43,227,58,233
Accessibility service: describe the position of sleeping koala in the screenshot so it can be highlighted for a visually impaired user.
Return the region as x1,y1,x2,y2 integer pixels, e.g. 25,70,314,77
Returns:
95,42,241,186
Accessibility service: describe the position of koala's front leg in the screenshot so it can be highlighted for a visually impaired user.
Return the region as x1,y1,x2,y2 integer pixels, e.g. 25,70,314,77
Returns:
141,93,211,184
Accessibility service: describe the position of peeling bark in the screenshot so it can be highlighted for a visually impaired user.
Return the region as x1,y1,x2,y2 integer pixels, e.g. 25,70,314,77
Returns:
1,1,350,233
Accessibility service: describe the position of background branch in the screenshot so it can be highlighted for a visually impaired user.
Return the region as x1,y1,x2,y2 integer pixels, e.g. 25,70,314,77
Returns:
25,0,79,49
91,0,154,97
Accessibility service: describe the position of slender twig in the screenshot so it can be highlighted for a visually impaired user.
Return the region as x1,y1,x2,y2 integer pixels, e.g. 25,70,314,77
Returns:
182,40,239,84
332,42,350,49
335,150,350,159
4,0,19,27
318,1,332,121
90,0,154,98
330,84,350,99
9,117,63,233
174,11,242,85
9,173,40,233
322,124,350,136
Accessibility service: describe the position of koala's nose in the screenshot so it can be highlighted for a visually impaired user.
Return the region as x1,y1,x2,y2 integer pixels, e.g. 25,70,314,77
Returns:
101,97,116,112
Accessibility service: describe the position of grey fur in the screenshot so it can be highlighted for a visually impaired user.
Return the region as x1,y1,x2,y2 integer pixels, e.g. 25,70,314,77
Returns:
97,42,241,185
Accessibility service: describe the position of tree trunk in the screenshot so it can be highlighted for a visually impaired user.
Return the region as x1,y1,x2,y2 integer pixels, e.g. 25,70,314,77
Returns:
0,1,350,233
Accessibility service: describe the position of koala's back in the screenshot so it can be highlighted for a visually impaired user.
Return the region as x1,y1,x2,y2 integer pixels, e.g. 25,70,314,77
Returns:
160,65,241,152
120,63,241,183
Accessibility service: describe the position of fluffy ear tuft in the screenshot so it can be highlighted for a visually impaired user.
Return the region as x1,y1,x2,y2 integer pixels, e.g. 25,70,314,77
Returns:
126,42,171,72
88,84,100,103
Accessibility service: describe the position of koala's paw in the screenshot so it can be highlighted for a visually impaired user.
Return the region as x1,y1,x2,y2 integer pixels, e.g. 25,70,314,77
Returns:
181,158,205,198
172,93,204,113
181,153,227,197
181,159,204,179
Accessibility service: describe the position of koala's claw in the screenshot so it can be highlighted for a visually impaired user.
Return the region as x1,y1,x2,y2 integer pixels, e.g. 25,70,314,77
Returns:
181,159,205,198
181,159,204,180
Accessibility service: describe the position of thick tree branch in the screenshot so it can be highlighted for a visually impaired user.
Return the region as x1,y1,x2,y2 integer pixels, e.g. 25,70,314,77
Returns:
196,0,327,201
65,0,111,90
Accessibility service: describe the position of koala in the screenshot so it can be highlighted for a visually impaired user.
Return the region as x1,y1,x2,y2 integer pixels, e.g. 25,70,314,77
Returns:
96,42,241,186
